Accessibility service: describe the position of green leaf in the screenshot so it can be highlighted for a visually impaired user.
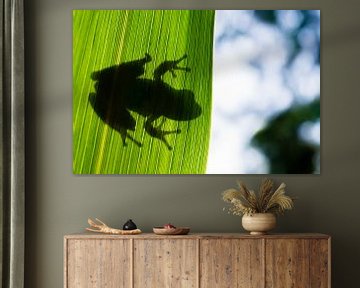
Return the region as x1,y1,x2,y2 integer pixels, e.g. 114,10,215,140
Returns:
73,10,214,174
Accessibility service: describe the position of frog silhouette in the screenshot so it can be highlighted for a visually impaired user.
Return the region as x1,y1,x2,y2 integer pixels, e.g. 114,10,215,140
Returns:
89,53,202,150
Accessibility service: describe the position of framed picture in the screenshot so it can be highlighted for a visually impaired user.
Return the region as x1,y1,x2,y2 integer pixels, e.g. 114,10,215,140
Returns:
73,10,320,175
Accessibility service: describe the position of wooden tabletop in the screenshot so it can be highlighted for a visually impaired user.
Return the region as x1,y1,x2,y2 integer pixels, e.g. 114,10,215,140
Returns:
64,232,330,240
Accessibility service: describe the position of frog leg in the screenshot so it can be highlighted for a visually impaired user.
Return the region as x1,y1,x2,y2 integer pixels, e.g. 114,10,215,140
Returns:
144,116,181,150
111,109,142,147
133,53,152,67
154,54,191,81
119,128,142,147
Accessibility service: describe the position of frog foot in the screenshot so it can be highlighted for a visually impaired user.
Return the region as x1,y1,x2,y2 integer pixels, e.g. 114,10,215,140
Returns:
119,128,142,148
143,53,152,63
144,117,181,150
154,54,191,80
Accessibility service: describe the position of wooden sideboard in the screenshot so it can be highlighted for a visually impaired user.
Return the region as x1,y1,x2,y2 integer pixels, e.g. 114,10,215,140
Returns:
64,233,330,288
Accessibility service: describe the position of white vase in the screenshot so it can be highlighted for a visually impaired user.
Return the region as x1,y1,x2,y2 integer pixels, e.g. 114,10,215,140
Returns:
242,213,276,235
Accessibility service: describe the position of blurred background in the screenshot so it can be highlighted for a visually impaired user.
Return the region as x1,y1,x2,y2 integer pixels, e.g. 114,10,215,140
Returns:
207,10,320,174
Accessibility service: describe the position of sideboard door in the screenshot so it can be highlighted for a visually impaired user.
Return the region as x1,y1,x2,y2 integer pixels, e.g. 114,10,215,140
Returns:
133,239,198,288
200,239,264,288
309,239,330,288
265,239,329,288
66,239,131,288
